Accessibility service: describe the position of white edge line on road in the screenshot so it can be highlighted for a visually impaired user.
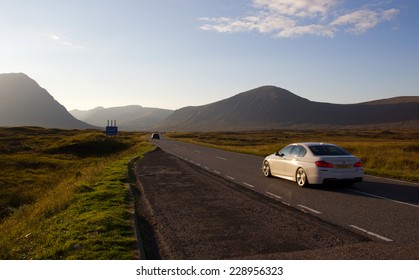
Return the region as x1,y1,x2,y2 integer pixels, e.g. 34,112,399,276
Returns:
266,192,282,200
349,225,393,242
242,182,255,188
216,156,227,160
204,166,210,170
348,189,419,209
297,204,322,214
213,170,221,174
226,175,235,180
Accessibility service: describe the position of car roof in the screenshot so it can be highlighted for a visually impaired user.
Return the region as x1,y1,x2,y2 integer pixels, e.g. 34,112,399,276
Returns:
289,142,337,147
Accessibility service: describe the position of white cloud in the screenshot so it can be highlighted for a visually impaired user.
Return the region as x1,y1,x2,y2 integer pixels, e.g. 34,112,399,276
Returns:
252,0,338,18
199,0,400,38
51,34,61,41
277,24,336,38
332,8,399,34
50,34,84,49
200,13,295,34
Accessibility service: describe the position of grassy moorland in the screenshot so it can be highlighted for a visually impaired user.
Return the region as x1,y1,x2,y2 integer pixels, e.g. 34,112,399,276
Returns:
0,127,154,259
167,129,419,182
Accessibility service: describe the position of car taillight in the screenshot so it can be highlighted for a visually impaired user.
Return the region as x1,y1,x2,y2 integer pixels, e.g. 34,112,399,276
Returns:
354,161,363,167
315,161,334,168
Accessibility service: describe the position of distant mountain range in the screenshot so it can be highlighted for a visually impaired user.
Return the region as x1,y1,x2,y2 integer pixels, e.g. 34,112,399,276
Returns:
0,73,93,129
70,105,173,131
1,73,419,131
156,86,419,131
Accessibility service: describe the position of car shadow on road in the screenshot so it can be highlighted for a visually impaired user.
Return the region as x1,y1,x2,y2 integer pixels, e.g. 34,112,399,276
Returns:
309,180,419,207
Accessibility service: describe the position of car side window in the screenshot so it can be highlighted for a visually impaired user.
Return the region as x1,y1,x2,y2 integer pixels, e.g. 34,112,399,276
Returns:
298,146,307,157
291,145,302,156
290,145,307,157
279,145,294,156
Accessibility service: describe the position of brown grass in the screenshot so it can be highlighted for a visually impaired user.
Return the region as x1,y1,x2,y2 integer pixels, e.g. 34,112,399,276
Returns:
167,129,419,182
0,127,154,259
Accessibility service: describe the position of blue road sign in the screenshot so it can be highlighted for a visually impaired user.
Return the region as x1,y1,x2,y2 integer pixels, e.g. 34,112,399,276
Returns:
105,126,118,136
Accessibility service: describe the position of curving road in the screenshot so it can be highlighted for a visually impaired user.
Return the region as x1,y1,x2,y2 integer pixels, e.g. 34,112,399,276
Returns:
152,137,419,243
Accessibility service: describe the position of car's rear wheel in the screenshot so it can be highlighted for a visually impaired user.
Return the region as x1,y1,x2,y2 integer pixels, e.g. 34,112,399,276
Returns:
296,168,308,187
263,161,271,177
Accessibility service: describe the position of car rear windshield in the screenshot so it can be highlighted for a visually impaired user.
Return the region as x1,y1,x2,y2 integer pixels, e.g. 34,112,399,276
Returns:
309,145,350,156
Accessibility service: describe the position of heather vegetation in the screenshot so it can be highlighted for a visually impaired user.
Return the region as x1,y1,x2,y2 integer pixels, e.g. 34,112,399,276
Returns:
167,129,419,182
0,127,153,259
1,127,418,259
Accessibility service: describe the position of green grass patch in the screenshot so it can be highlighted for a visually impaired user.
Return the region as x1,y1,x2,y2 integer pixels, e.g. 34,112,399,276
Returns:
167,129,419,182
0,127,154,259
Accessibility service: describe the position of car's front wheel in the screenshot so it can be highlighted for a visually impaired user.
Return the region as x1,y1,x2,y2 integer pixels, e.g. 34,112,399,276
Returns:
263,161,271,177
296,167,308,187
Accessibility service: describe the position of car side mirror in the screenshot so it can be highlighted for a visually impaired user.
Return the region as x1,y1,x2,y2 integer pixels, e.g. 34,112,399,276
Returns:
275,152,284,157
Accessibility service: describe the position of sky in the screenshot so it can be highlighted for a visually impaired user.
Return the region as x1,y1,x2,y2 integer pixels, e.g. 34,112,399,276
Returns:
1,0,418,110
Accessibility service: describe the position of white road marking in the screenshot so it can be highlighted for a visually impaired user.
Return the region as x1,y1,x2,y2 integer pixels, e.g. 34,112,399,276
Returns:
348,189,419,209
266,192,282,200
297,204,322,214
349,225,393,242
164,146,410,243
242,182,255,188
196,163,201,166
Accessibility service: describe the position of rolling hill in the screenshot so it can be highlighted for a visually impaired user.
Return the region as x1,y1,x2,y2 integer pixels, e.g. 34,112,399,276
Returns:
156,86,419,131
0,73,93,129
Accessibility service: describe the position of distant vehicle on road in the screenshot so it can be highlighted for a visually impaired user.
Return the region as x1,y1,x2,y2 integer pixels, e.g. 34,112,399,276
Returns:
151,132,160,140
262,142,363,187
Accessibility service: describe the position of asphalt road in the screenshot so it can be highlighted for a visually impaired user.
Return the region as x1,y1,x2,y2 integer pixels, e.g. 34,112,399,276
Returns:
152,137,419,243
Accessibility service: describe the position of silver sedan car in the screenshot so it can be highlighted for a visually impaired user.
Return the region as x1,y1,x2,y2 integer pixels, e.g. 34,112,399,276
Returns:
262,142,363,187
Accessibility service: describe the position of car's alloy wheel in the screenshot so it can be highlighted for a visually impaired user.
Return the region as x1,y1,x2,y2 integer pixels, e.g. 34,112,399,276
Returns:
296,168,308,187
263,161,271,177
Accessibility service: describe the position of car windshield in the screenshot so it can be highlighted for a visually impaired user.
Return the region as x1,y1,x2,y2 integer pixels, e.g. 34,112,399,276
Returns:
309,145,350,156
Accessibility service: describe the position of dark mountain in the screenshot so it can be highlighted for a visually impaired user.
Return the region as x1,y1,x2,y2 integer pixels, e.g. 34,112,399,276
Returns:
0,73,93,129
360,96,419,105
70,105,173,131
157,86,419,131
3,74,417,132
